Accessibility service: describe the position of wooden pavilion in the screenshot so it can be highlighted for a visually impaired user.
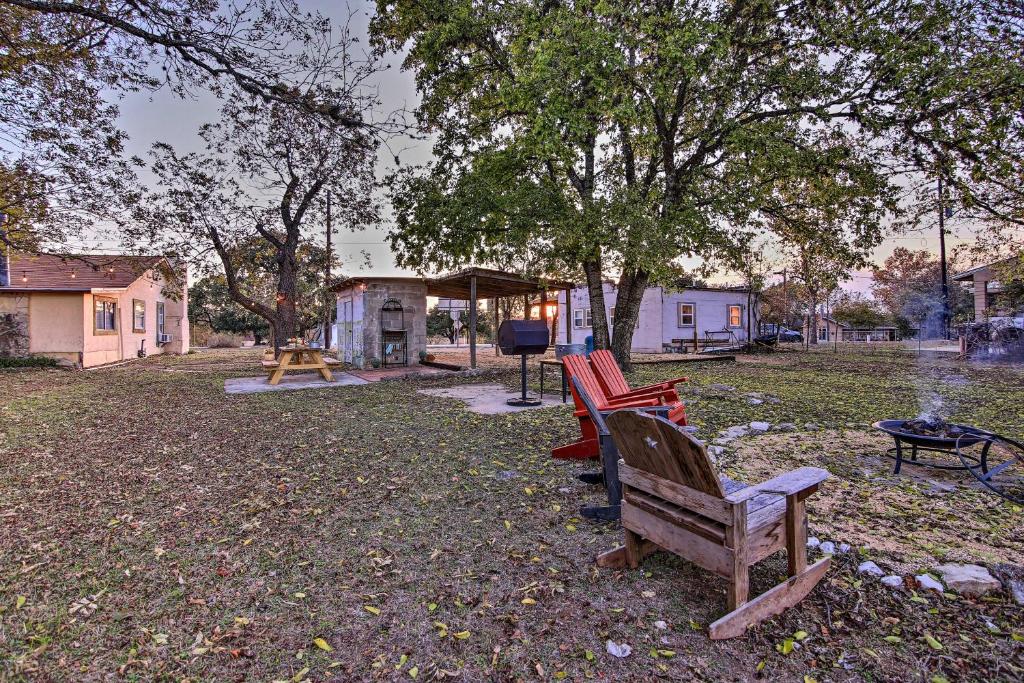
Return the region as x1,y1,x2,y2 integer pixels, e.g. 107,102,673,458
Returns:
426,267,576,368
332,267,575,369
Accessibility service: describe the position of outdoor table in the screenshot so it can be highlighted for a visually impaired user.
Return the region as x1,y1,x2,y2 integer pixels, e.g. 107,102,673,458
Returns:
539,359,567,402
265,345,336,385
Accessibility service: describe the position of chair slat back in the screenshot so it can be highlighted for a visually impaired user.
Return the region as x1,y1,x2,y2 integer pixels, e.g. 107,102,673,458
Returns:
606,410,725,498
563,354,611,408
571,376,609,436
590,350,631,397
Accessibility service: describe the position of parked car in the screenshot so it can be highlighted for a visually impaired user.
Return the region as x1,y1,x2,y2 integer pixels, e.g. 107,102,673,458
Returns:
755,326,803,344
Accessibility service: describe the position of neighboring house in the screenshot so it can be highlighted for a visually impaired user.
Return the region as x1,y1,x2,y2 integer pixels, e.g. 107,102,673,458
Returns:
0,252,188,367
555,283,756,352
953,256,1023,320
804,316,898,342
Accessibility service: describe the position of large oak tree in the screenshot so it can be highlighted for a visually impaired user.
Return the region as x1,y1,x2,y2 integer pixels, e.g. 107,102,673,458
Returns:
371,0,977,367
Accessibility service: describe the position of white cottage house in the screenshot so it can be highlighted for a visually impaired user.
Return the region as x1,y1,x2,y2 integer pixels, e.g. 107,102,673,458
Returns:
555,283,756,352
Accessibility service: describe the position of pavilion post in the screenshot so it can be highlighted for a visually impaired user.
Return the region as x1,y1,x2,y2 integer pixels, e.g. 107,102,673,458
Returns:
564,288,572,343
523,295,531,320
540,289,548,321
493,297,500,356
469,275,478,368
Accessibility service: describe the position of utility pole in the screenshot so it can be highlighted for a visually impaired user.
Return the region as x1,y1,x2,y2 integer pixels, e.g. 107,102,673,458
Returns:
937,176,950,340
324,192,333,350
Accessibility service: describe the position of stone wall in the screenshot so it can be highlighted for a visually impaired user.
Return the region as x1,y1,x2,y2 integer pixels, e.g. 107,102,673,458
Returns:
0,293,30,357
359,281,428,368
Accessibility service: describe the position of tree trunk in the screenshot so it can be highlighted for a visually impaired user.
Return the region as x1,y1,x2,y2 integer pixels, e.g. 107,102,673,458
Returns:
610,268,649,370
807,289,819,345
273,244,300,356
583,254,610,350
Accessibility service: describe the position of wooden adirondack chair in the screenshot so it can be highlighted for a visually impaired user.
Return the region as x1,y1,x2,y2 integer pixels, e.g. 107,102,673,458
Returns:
597,410,830,640
553,354,686,460
589,350,688,423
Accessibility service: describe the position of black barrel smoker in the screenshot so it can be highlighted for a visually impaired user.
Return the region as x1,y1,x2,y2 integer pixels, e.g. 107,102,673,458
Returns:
497,319,550,407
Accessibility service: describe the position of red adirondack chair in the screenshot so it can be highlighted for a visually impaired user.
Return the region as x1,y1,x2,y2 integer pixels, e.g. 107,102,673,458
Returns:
553,354,688,460
589,349,688,423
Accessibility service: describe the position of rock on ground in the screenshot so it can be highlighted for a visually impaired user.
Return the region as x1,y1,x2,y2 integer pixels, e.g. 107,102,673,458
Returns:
915,574,944,593
807,537,821,548
933,564,1002,598
819,541,836,555
1010,579,1024,606
749,421,771,433
858,561,884,577
709,383,735,392
881,575,904,588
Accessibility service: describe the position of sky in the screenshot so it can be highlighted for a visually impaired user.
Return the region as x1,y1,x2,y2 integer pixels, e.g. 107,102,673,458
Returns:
87,0,979,294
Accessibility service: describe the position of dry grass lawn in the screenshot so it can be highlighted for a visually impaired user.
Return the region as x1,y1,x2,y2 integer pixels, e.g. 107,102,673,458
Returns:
1,345,1022,682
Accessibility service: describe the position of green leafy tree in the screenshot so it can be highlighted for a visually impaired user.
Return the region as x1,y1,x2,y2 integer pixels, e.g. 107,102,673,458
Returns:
189,276,271,344
873,248,972,336
372,0,953,367
426,305,457,343
831,292,889,330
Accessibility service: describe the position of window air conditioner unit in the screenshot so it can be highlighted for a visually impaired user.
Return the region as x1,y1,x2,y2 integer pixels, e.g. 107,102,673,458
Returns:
158,333,172,344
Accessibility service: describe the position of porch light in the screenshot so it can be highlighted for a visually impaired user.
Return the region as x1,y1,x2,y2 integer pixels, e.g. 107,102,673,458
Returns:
21,271,27,282
70,270,76,279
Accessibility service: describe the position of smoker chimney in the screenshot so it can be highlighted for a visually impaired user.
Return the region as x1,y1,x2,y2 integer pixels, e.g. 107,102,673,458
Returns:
0,213,9,287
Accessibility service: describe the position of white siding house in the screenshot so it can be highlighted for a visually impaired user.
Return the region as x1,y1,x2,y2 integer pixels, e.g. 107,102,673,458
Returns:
555,283,756,352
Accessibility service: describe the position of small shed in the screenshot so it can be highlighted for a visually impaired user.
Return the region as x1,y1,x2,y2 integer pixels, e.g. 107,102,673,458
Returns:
332,277,429,368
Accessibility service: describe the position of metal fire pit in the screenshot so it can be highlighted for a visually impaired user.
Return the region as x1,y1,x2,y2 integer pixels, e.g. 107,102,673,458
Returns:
873,420,1024,504
872,419,994,474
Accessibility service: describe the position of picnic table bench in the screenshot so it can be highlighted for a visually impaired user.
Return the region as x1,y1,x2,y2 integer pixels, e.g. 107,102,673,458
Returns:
263,345,339,385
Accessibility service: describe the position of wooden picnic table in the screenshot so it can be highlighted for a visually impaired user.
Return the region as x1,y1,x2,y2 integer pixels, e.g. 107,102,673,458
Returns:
262,345,340,385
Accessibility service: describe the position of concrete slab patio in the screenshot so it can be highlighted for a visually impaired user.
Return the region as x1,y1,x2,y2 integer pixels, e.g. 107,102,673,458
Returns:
225,372,368,395
417,383,568,415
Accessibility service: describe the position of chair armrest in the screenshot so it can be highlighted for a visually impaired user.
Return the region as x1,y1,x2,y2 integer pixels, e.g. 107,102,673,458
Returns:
603,396,662,408
612,383,682,399
645,376,687,389
723,467,829,504
574,398,661,419
600,405,671,418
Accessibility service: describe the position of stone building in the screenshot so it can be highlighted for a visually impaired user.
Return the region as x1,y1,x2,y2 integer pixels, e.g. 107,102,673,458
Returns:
332,277,429,368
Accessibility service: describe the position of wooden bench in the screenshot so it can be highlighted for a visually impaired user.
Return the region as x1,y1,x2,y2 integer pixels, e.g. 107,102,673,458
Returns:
262,359,280,371
322,356,341,366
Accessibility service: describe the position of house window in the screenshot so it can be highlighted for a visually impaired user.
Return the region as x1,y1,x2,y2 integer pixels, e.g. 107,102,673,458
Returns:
132,299,146,332
572,308,593,328
677,302,695,327
727,305,742,328
94,297,117,333
156,302,166,338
